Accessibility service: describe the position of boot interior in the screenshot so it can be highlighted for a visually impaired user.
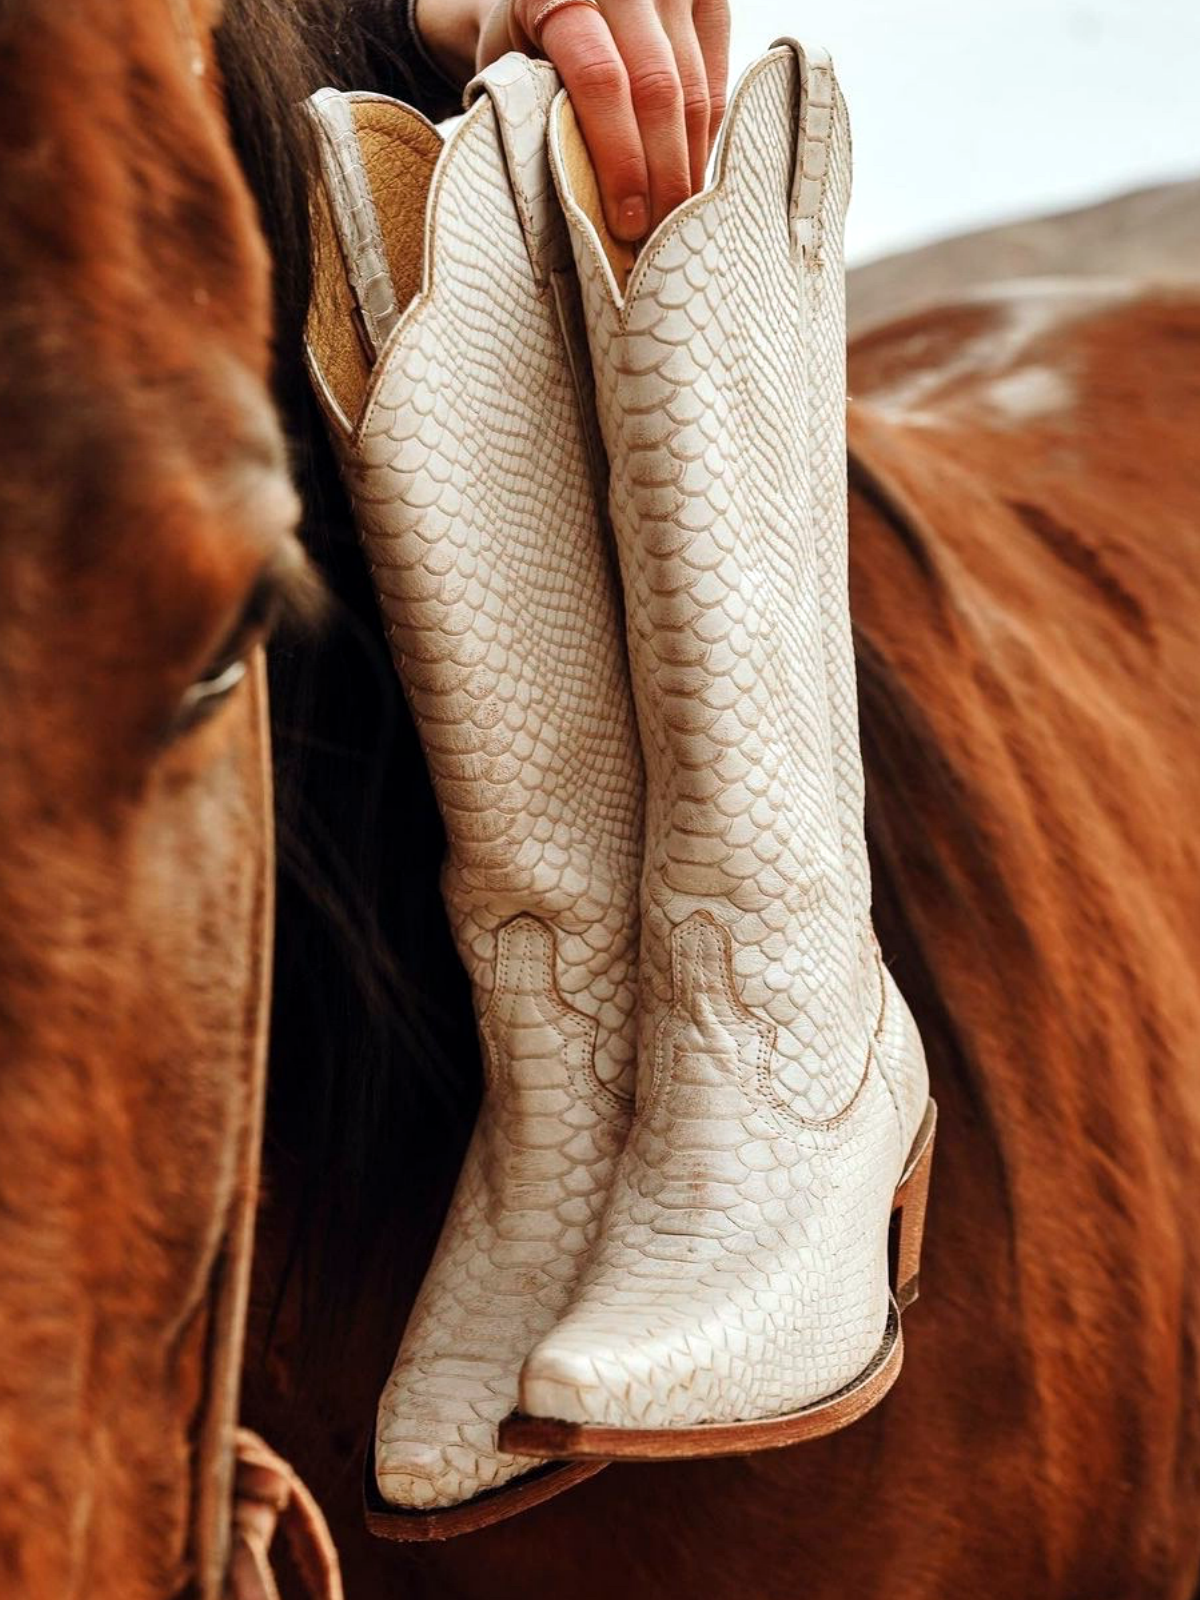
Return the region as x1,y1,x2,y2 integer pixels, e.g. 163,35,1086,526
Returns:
308,90,638,425
307,99,442,424
554,97,637,297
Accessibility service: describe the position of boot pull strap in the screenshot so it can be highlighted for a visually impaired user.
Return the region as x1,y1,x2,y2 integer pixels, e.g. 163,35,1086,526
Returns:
306,88,403,364
771,39,838,264
464,52,571,287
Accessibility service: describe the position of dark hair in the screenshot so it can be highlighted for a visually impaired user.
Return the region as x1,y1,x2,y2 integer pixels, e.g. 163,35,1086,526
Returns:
215,0,479,1337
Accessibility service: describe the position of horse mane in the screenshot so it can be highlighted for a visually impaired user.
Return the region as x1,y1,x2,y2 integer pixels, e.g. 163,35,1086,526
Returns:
217,0,479,1338
850,470,1022,1166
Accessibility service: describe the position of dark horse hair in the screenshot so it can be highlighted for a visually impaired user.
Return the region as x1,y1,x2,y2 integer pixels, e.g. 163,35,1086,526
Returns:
215,0,479,1334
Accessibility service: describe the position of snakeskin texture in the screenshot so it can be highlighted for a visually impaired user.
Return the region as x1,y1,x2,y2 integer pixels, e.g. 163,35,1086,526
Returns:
517,42,930,1432
797,48,930,1147
305,56,642,1507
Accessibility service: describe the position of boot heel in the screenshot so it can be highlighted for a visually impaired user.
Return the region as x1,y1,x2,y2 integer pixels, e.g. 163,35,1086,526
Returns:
891,1102,936,1312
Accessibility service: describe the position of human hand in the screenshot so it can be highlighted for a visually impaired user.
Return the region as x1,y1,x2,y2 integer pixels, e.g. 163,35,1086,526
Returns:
476,0,730,242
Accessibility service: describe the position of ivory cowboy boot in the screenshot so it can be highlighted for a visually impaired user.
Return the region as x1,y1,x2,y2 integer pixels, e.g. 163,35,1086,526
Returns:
304,56,641,1528
800,49,932,1239
502,41,934,1459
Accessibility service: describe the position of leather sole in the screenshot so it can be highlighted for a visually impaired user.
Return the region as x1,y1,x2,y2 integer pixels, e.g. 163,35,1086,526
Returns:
363,1435,606,1542
499,1100,937,1462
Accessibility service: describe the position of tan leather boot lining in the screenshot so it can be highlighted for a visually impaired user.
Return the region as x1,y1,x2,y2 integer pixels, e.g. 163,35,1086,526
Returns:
556,99,636,298
307,103,441,424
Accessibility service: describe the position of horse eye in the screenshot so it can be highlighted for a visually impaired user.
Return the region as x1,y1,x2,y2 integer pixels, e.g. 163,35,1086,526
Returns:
169,576,284,739
177,655,251,727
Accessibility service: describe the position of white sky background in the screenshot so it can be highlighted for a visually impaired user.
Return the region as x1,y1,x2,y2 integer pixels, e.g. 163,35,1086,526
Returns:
728,0,1200,262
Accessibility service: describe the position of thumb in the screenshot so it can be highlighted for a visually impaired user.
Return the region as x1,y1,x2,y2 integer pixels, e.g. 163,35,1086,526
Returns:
476,0,537,70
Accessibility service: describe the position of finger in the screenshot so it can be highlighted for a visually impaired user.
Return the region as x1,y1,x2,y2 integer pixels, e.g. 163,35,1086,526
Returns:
597,0,690,230
536,4,651,241
692,0,730,157
658,4,710,192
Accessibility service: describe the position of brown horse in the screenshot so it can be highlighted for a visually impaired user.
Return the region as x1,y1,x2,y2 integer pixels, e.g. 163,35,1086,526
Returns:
4,2,1200,1597
0,2,315,1596
244,280,1200,1600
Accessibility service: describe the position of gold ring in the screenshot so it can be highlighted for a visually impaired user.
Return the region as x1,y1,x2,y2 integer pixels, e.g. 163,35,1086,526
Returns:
530,0,602,46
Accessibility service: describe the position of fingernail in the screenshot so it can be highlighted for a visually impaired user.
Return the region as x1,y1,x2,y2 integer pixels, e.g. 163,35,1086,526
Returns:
616,196,649,240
